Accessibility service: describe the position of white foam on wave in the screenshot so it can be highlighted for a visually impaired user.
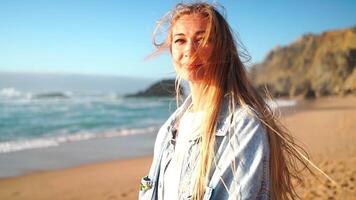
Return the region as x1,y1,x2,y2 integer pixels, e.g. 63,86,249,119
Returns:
0,87,22,98
0,126,158,154
267,99,297,109
0,139,59,153
0,87,33,100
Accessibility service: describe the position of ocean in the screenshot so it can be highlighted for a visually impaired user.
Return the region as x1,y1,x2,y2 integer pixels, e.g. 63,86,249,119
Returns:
0,87,296,177
0,87,176,154
0,87,297,154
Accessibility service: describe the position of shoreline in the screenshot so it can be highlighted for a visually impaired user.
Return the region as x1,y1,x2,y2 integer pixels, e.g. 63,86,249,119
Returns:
0,98,297,178
0,96,355,199
0,130,157,178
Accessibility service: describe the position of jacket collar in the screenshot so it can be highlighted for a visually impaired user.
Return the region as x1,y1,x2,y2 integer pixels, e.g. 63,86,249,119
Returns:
168,94,233,141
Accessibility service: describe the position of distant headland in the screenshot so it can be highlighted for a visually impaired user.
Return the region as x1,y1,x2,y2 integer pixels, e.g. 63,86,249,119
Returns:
125,79,183,97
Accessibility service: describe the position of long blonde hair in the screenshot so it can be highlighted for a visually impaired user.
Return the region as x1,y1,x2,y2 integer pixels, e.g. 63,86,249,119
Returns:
153,3,315,200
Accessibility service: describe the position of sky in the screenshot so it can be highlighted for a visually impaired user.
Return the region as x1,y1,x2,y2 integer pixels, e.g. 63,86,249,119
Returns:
0,0,355,79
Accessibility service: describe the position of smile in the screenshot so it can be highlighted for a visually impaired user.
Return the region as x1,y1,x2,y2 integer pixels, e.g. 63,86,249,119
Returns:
187,63,203,69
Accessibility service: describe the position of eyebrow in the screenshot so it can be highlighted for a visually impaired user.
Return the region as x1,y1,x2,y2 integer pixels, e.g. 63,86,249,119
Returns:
173,30,206,37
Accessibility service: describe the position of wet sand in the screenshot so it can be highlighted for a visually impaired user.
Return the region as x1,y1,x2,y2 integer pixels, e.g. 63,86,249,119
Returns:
0,96,355,200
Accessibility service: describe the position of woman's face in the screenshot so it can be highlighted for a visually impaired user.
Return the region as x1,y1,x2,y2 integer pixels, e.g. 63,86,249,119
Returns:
171,14,213,83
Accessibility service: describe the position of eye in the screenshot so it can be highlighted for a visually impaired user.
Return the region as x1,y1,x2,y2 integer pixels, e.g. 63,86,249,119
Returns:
196,37,207,45
196,38,203,44
174,38,185,44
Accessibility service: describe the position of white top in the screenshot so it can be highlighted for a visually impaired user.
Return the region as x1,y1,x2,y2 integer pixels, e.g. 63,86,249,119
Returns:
163,110,203,200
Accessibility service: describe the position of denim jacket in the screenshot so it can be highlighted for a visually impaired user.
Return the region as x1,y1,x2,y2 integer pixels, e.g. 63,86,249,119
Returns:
139,95,270,200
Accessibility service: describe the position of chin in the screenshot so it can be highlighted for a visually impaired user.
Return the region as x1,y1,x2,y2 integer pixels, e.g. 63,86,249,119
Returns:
179,71,205,83
175,65,205,82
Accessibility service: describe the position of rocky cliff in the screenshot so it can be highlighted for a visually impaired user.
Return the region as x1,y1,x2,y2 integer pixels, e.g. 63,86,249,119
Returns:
250,26,356,98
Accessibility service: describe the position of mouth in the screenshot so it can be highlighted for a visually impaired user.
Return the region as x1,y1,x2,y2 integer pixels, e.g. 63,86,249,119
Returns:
187,63,203,69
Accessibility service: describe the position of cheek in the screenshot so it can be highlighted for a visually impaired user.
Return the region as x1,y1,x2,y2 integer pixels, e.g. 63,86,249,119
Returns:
201,47,213,61
171,49,181,65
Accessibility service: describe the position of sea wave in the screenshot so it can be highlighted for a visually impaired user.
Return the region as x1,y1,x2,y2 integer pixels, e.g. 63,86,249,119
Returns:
0,87,113,100
267,99,297,109
0,88,72,101
0,87,31,99
0,126,158,154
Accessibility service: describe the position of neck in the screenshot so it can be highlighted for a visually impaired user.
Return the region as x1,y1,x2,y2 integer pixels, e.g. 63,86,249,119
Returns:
188,81,205,112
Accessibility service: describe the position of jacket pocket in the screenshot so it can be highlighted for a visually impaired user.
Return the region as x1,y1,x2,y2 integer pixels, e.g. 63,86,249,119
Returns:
139,175,154,200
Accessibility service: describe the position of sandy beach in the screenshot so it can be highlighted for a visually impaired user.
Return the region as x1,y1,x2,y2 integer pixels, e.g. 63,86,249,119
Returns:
0,96,355,200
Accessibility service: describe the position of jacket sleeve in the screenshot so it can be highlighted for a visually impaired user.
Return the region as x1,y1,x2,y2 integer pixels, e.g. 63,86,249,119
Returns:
211,108,270,200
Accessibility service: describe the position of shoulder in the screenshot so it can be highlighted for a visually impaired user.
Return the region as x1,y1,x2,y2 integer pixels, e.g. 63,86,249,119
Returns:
155,95,192,142
228,104,269,153
219,95,263,130
231,103,261,121
217,97,268,140
230,104,264,131
153,97,188,147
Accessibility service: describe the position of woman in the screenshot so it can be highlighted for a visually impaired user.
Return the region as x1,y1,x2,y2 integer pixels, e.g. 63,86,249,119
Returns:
140,3,311,200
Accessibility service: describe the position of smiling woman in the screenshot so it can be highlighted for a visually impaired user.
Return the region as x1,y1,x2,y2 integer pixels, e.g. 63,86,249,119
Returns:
139,2,314,200
171,14,213,82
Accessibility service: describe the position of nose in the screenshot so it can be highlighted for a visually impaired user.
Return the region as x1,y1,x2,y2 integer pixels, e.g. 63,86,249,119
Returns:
184,40,197,58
